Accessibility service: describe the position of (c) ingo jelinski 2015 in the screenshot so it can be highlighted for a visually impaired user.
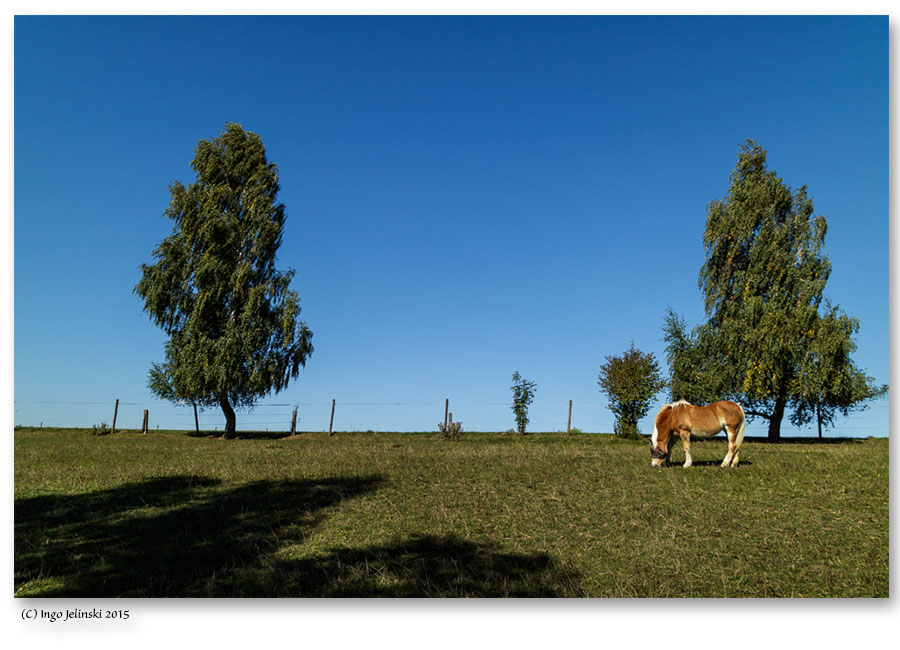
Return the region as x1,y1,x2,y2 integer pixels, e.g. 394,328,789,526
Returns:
37,608,131,622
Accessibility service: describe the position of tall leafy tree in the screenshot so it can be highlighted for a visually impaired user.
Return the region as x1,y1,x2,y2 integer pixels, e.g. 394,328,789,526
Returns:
597,343,666,439
664,140,884,440
135,123,313,437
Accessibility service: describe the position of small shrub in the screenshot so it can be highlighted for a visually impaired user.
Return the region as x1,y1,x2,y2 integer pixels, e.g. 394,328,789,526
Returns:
597,342,666,440
91,422,111,436
568,427,583,434
510,371,537,434
438,419,463,442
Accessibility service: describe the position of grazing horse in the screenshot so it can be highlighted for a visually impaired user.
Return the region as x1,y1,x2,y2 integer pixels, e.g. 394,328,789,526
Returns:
650,400,746,468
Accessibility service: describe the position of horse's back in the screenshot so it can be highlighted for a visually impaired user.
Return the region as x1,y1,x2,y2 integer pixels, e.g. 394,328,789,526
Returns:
710,400,745,423
687,403,727,437
671,400,744,438
655,399,744,436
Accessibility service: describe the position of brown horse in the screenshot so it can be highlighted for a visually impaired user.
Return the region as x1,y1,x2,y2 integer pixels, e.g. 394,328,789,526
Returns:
650,400,746,468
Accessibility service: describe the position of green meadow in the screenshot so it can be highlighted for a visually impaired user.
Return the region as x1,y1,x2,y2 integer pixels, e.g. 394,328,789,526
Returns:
14,427,888,597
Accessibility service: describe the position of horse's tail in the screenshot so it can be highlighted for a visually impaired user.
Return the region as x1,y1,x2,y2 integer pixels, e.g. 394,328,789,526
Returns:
734,403,747,449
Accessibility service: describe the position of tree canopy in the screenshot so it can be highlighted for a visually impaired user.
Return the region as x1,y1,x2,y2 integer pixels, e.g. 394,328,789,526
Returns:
597,343,666,439
663,140,884,439
135,123,313,437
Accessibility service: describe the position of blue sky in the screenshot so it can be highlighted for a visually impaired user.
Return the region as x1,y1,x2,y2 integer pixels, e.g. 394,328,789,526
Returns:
13,15,889,435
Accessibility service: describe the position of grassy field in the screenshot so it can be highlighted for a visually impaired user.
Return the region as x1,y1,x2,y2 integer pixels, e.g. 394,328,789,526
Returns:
14,427,888,598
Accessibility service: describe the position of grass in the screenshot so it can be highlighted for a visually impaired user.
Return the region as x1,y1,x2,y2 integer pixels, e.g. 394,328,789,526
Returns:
14,427,888,597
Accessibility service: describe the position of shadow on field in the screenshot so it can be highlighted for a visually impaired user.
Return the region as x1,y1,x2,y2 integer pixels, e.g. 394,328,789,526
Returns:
15,474,382,597
665,436,868,447
659,459,753,468
186,430,295,440
16,475,577,597
242,534,582,597
742,436,869,445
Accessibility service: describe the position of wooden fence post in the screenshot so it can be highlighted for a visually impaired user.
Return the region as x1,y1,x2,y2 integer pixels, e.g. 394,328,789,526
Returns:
567,400,572,433
112,399,119,434
328,399,336,436
141,409,149,434
193,403,200,434
291,409,297,436
444,398,449,429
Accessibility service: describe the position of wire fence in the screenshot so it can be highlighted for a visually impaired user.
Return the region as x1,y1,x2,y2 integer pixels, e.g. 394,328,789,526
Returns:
12,397,891,437
13,399,603,433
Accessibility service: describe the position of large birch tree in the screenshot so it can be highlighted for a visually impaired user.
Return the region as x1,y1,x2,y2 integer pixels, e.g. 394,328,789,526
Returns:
663,140,884,440
135,123,313,437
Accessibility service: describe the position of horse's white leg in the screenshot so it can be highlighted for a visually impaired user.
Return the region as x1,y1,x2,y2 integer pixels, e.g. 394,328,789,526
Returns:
721,425,738,467
680,430,692,468
729,416,747,467
728,432,742,467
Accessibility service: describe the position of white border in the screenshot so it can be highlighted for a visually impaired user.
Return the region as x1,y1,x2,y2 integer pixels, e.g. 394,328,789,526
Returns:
4,5,896,650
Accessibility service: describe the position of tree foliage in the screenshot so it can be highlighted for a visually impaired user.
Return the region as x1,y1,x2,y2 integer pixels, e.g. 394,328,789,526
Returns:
135,123,313,437
510,372,537,435
597,343,666,439
790,303,887,436
663,140,885,439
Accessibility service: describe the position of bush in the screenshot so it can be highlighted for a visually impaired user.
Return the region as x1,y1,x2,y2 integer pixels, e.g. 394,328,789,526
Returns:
598,343,666,440
91,422,111,436
438,419,463,442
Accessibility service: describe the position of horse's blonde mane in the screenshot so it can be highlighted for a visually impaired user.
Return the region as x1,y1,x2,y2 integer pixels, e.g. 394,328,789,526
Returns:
655,399,691,417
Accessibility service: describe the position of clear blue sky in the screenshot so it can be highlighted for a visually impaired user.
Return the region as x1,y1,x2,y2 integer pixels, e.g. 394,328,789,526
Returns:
13,15,889,435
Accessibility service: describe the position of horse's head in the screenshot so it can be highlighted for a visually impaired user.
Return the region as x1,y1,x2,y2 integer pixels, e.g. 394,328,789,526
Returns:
650,441,669,468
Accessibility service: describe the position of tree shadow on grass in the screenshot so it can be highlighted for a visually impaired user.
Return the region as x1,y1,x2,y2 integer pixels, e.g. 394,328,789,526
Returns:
15,474,382,597
741,436,870,445
238,534,582,597
186,430,296,440
661,460,753,468
16,476,579,597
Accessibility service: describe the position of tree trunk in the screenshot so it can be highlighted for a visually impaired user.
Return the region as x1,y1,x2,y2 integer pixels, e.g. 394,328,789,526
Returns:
768,396,787,441
220,394,236,438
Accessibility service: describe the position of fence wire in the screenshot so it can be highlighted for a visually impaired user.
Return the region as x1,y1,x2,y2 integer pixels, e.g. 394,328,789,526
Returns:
12,398,890,437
